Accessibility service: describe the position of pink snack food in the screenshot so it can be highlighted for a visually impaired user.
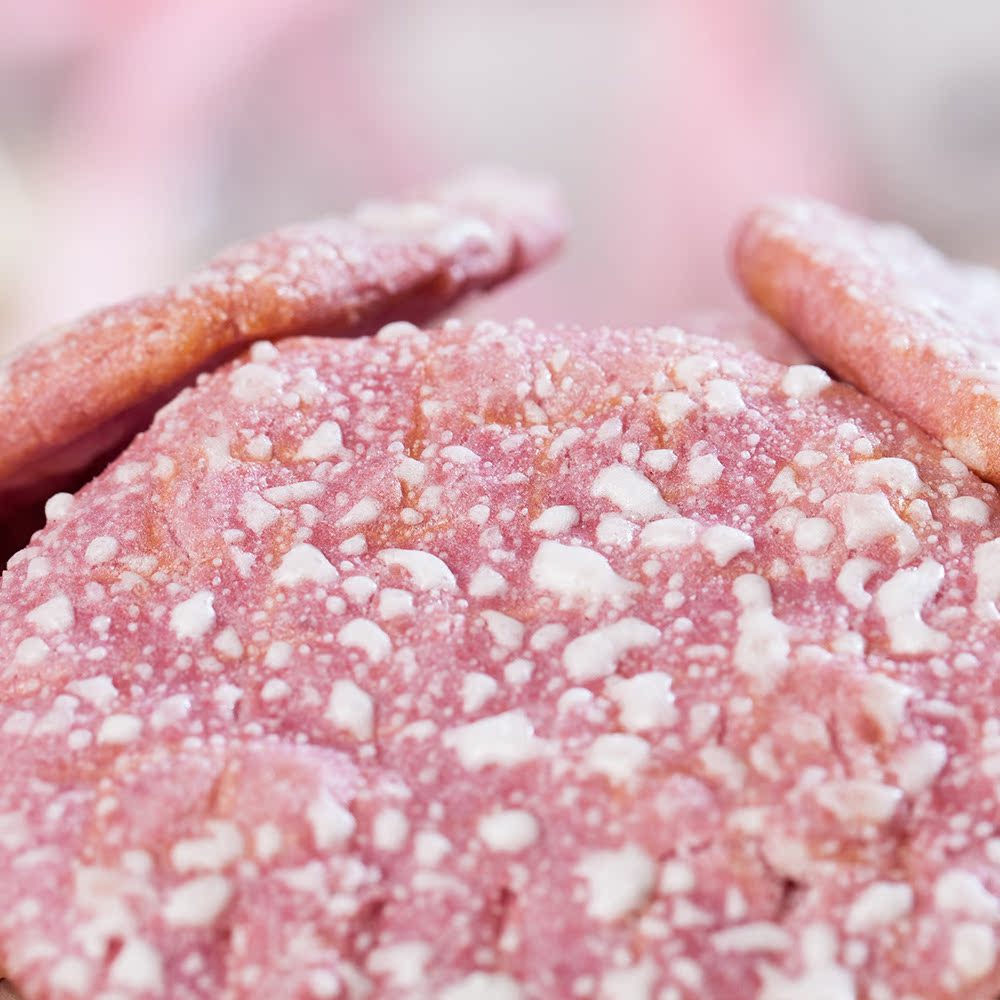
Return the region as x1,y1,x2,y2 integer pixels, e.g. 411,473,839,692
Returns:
4,320,1000,998
735,197,1000,485
0,168,563,557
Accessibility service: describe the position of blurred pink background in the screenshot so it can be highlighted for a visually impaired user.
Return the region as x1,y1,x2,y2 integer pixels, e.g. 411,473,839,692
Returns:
1,1,998,354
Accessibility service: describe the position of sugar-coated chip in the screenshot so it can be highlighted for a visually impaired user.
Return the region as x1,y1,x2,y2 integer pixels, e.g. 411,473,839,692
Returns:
735,197,1000,484
0,169,563,531
5,319,1000,999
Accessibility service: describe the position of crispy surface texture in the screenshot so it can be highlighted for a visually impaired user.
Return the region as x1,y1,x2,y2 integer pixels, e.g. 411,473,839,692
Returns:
4,320,1000,998
0,169,563,520
734,198,1000,484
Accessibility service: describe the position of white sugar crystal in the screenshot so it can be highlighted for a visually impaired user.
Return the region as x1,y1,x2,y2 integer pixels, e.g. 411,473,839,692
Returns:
700,524,755,566
379,548,457,591
307,792,356,850
395,456,427,486
592,464,671,519
378,587,414,619
213,626,244,659
273,543,337,586
373,808,410,852
26,594,75,634
576,844,656,921
688,453,724,486
642,448,677,472
108,938,164,993
44,492,74,521
164,875,233,927
562,618,659,682
530,541,637,607
596,513,637,547
261,678,291,701
704,378,746,415
170,590,216,640
951,922,996,983
845,882,913,933
337,497,380,527
254,823,284,862
262,481,323,505
338,619,391,662
468,503,491,525
441,444,480,464
935,870,1000,919
26,556,51,580
481,610,525,651
841,492,918,560
675,354,717,388
584,733,650,786
443,710,547,769
793,517,835,553
656,391,695,425
50,956,93,994
230,362,284,402
264,640,293,669
339,534,367,555
530,504,580,535
874,560,949,655
67,675,118,711
597,416,622,440
85,535,119,565
606,671,677,731
949,495,990,524
326,679,375,741
245,433,272,460
151,694,192,731
712,922,791,953
478,809,539,852
548,427,585,457
854,457,924,497
599,961,656,1000
660,859,695,894
859,674,912,742
640,516,699,550
367,942,430,988
895,739,947,794
461,672,498,713
468,565,508,597
297,420,344,460
781,364,831,398
732,575,789,688
815,780,902,824
97,714,143,745
835,557,879,610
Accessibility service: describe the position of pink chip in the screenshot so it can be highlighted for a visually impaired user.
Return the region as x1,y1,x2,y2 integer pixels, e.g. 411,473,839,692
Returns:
4,319,1000,998
735,197,1000,485
0,168,563,559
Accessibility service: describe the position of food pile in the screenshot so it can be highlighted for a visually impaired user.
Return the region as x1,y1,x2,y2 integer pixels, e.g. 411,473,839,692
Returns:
3,171,1000,1000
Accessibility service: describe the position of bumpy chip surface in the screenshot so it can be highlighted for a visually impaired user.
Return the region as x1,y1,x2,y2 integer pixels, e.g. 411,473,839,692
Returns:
0,169,562,524
735,197,1000,486
5,321,1000,999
